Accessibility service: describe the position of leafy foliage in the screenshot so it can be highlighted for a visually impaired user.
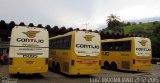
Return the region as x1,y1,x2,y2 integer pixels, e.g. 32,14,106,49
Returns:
106,14,122,28
105,14,160,58
123,21,160,58
106,14,124,33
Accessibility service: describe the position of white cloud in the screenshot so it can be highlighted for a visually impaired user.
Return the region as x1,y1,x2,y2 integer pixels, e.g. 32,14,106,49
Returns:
0,0,160,30
119,4,160,20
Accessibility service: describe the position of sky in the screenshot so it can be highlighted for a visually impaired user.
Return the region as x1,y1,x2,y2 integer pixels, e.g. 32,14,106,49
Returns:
0,0,160,30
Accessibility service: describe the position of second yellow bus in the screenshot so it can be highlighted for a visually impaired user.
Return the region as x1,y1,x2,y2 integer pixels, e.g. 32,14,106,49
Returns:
49,31,101,75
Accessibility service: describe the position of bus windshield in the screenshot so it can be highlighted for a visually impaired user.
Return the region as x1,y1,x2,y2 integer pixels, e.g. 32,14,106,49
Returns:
10,26,48,58
135,37,151,57
74,31,100,56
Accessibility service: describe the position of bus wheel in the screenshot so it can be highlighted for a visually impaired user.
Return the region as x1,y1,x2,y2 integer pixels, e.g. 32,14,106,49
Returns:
52,62,56,72
56,63,60,73
111,62,117,71
104,61,110,70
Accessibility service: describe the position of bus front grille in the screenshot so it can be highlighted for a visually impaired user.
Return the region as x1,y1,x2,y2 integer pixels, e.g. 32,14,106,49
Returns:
122,61,130,69
63,62,69,72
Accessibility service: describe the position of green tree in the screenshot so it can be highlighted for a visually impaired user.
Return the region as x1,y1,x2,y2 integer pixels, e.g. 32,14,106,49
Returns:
106,14,121,28
105,14,124,33
107,14,121,22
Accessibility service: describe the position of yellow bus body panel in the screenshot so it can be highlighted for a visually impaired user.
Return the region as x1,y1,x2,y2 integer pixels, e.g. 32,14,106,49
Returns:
49,31,101,75
9,58,48,74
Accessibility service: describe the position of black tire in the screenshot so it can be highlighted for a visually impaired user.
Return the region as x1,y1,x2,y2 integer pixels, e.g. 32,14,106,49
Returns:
56,63,60,73
104,61,110,70
33,73,39,76
111,62,117,71
52,62,56,72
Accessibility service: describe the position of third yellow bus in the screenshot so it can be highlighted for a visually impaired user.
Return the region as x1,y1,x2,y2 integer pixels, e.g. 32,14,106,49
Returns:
101,37,152,71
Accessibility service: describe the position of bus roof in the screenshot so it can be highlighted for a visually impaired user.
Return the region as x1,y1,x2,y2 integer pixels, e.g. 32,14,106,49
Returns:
49,31,99,40
101,37,148,42
13,26,48,31
49,31,73,40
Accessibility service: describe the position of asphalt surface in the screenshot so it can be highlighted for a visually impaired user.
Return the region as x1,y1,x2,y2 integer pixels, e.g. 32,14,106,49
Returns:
0,64,160,83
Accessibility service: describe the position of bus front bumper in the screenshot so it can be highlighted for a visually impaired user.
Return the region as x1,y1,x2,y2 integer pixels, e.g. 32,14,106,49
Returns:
130,65,152,71
9,65,48,74
68,67,101,75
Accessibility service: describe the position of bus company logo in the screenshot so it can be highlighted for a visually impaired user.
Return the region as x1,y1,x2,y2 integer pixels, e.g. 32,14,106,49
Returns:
22,31,40,38
138,40,148,46
84,35,95,41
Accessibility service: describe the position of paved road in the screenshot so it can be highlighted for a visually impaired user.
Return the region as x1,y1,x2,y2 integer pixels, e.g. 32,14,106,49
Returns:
0,65,160,83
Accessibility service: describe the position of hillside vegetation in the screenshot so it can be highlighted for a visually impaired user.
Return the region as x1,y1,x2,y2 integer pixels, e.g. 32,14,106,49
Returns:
122,21,160,58
123,22,154,34
103,15,160,58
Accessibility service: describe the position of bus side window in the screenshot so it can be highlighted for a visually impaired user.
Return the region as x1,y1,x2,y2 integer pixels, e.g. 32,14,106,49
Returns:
101,43,106,51
53,40,56,49
110,42,114,51
50,40,53,49
62,38,65,49
63,37,67,49
65,37,69,49
114,42,120,51
63,36,69,49
102,42,109,51
125,41,131,51
118,41,124,51
119,41,131,51
58,38,61,49
110,46,113,50
60,36,71,49
49,40,53,49
106,42,114,51
65,36,69,49
102,40,131,51
49,40,52,49
55,39,58,49
59,38,63,49
67,36,71,49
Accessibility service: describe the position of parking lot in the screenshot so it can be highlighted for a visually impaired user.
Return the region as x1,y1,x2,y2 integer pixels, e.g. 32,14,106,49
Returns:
0,64,160,83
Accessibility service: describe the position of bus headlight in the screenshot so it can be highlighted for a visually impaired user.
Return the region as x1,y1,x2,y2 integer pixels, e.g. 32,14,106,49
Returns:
46,58,48,64
99,60,101,65
71,60,74,66
9,58,13,65
133,59,135,64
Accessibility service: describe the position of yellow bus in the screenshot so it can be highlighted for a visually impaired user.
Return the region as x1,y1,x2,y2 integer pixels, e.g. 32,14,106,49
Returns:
49,31,101,75
9,26,49,74
101,37,152,71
